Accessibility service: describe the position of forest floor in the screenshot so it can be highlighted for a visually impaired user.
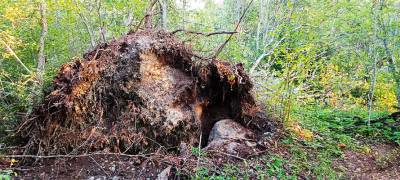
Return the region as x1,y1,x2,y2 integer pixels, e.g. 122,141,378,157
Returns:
336,143,400,179
1,106,399,179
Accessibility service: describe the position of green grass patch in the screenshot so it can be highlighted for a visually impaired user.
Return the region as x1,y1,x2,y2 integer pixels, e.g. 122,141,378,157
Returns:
193,105,397,179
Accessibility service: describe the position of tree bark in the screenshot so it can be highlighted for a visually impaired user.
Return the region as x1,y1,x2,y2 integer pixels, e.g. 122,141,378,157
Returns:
97,0,106,44
144,0,158,29
368,55,377,125
382,38,400,109
26,1,48,114
256,0,266,51
182,0,186,30
37,1,48,87
374,0,400,110
159,0,167,29
74,0,96,49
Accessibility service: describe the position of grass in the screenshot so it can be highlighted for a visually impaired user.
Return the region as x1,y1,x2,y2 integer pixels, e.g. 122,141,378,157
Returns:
194,105,397,179
276,105,394,178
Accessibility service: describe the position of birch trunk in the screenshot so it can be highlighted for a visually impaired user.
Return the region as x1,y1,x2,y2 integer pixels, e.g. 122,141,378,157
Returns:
37,1,48,87
256,0,266,51
74,0,96,49
382,39,400,109
97,0,106,44
160,0,167,30
368,55,377,125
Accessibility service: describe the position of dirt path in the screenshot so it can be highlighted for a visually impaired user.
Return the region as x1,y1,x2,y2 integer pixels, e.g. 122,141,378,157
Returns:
335,143,400,180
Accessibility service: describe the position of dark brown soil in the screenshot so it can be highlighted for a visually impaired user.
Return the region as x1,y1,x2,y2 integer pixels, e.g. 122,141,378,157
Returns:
12,154,183,179
334,143,400,180
1,150,263,179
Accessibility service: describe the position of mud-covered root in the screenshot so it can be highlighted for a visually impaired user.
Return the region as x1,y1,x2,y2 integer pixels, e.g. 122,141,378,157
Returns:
18,30,276,157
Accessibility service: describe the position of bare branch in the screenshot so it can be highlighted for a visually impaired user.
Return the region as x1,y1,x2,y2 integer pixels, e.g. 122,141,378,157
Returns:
250,25,302,73
130,0,159,33
0,39,31,73
171,29,237,36
73,0,96,49
0,152,155,159
250,37,285,74
213,0,254,59
144,0,158,29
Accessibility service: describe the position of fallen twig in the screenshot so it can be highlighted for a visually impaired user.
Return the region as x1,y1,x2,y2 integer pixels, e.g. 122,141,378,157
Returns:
89,155,110,177
0,152,155,159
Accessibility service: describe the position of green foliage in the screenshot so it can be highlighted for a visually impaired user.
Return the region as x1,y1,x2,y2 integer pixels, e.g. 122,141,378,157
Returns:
191,147,207,157
355,117,400,145
282,106,363,178
0,169,17,180
189,104,398,179
263,155,287,179
282,105,400,178
295,105,400,145
0,0,399,178
195,167,209,178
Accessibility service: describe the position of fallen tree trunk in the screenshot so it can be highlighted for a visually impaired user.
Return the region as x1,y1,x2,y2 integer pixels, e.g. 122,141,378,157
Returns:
18,30,276,156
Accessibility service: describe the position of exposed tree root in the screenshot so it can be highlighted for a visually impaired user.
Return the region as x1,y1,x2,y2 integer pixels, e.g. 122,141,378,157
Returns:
17,30,276,158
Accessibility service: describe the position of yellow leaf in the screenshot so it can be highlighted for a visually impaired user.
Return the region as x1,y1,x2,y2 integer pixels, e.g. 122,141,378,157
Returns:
10,158,17,166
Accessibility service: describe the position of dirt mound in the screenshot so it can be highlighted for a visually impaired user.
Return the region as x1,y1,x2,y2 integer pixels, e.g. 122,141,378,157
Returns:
18,30,275,156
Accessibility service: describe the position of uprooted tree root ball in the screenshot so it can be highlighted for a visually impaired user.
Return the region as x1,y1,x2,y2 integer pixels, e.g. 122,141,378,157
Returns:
17,30,276,157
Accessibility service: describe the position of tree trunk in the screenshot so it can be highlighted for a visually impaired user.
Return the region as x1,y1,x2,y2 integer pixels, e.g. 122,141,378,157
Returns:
368,55,377,125
256,0,266,51
27,0,48,114
97,0,106,44
374,0,400,110
37,1,48,88
181,0,186,30
159,0,167,30
74,0,96,49
382,39,400,110
144,0,157,29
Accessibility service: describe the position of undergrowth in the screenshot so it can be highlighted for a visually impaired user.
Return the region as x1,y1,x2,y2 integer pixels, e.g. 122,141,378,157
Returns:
1,101,398,179
194,105,398,179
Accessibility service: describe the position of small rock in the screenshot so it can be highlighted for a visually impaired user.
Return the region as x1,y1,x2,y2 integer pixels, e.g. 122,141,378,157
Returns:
110,164,116,172
111,176,120,180
157,165,172,180
179,142,190,157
